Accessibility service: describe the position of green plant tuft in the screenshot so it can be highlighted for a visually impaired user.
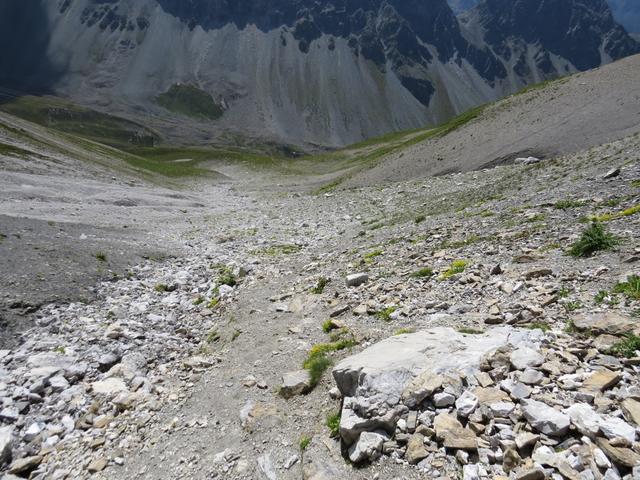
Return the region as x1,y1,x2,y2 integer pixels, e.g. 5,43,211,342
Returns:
312,277,330,294
375,306,397,322
411,267,434,279
299,436,312,451
613,275,640,300
609,334,640,358
568,222,618,257
95,252,107,262
440,260,469,279
326,411,341,438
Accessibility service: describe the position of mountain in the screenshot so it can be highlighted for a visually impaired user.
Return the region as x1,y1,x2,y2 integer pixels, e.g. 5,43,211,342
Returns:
0,0,638,148
607,0,640,37
450,0,640,37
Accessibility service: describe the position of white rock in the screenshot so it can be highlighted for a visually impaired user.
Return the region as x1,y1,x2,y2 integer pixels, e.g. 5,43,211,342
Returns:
348,432,385,463
23,423,43,442
521,399,570,436
599,416,636,444
455,391,479,417
566,403,602,437
433,392,456,407
593,448,611,469
519,368,543,385
510,347,544,370
490,401,516,417
602,469,621,480
463,464,480,480
92,378,127,395
345,273,369,287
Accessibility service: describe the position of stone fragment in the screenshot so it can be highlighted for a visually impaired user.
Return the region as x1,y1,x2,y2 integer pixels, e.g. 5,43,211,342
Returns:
521,399,570,436
8,456,42,475
519,368,543,385
510,347,544,370
490,401,516,417
515,432,539,450
345,273,368,287
433,392,455,407
581,369,621,393
0,427,13,464
87,457,108,473
348,432,385,463
92,378,127,395
503,447,521,472
566,403,602,437
514,468,545,480
455,391,479,417
599,416,636,444
523,269,553,280
596,437,640,468
405,434,429,464
280,370,312,398
572,312,637,336
621,398,640,425
434,413,477,450
603,167,621,179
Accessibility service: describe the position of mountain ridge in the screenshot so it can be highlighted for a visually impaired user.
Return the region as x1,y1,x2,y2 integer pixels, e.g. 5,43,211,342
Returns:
0,0,638,147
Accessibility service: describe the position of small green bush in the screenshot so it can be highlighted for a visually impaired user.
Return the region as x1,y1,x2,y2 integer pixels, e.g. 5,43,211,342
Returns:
326,411,341,438
441,260,469,279
613,275,640,300
299,436,312,451
411,268,434,279
312,277,330,294
95,252,107,262
568,222,618,257
609,334,640,358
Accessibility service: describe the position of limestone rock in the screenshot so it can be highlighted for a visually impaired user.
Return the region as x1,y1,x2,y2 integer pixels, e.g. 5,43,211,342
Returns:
280,370,312,398
405,434,429,464
521,399,570,436
510,347,544,370
572,312,638,336
582,369,621,393
622,398,640,425
91,378,127,395
345,273,369,287
596,437,640,468
348,432,385,463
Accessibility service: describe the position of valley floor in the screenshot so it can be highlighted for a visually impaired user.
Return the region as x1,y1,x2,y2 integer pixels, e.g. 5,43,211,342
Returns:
0,131,639,480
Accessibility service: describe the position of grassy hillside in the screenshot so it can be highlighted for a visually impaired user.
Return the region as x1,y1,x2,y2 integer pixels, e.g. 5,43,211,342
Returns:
156,84,224,121
0,95,159,149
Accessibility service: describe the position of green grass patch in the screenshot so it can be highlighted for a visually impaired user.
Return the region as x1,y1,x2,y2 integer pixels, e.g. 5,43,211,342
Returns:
253,244,302,256
375,306,397,322
312,277,330,294
613,275,640,301
563,301,583,313
554,199,587,210
524,321,551,332
0,142,34,158
438,235,483,250
154,283,169,292
608,334,640,358
299,436,312,451
364,249,384,263
303,336,357,387
394,327,415,335
0,95,158,149
440,260,469,279
588,204,640,222
95,252,107,262
410,267,434,279
326,411,341,438
568,222,618,257
156,84,223,120
216,266,237,287
632,180,640,188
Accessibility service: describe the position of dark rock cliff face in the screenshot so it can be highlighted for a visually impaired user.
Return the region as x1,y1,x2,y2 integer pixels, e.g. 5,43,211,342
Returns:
474,0,639,72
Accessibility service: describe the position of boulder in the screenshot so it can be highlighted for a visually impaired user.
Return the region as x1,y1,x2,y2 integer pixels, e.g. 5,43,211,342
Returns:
622,398,640,425
521,399,570,436
348,432,385,463
510,347,544,370
571,312,638,336
582,369,621,393
455,391,479,417
92,378,127,395
405,434,429,464
345,273,369,287
280,370,312,398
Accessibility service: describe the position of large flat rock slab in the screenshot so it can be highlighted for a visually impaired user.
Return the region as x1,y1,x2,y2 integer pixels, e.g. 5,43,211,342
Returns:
332,326,538,403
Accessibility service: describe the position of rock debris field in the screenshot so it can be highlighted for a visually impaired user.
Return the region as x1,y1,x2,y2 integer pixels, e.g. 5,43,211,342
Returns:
0,133,640,480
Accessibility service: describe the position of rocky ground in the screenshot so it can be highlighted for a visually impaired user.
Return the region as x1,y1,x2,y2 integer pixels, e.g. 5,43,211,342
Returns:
0,129,639,480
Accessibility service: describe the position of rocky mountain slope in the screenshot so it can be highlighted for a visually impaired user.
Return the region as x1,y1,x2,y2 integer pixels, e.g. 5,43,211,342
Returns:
0,61,639,479
0,0,637,147
345,54,640,187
